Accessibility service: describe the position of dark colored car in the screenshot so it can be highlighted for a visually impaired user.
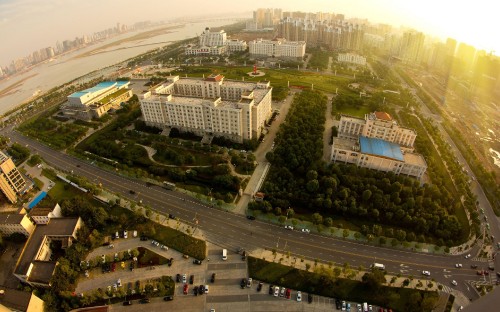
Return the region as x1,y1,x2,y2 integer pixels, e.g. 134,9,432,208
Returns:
183,284,189,294
129,190,136,195
169,214,175,219
211,273,216,283
193,286,199,296
176,274,181,283
269,285,274,295
193,259,202,265
163,296,174,301
336,299,342,310
123,301,132,306
257,282,263,292
241,251,247,261
139,298,150,304
246,215,256,220
199,285,205,294
189,275,194,284
308,293,313,303
240,278,246,289
168,258,174,267
140,235,148,241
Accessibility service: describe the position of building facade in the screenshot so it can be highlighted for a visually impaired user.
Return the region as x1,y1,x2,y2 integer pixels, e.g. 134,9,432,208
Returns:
28,204,62,225
139,75,272,143
62,81,132,120
248,38,306,58
337,53,366,66
225,39,248,52
199,27,227,47
0,151,28,203
0,214,35,237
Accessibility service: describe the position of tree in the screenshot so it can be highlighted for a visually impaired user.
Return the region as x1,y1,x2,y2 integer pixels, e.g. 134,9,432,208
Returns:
306,180,319,192
362,189,372,202
324,217,333,227
312,213,323,225
342,229,349,239
362,269,386,293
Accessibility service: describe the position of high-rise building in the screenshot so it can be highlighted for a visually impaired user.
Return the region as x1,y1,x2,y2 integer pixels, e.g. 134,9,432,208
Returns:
0,151,28,203
456,42,477,72
399,31,425,64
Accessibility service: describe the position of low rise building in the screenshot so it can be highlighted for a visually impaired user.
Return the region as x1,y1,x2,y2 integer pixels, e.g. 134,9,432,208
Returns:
337,53,367,66
14,218,82,287
185,45,226,56
28,203,62,225
62,81,132,120
249,38,306,58
140,74,272,143
331,136,427,179
0,214,35,237
0,151,29,203
225,39,248,52
0,287,44,312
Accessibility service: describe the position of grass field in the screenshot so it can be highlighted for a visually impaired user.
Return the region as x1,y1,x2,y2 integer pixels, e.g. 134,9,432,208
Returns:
334,105,372,118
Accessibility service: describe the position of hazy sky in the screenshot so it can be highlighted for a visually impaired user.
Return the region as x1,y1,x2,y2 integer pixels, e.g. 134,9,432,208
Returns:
1,0,499,66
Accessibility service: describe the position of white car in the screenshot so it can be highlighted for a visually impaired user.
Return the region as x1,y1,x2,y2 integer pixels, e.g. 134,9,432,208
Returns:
204,284,209,294
296,291,302,302
285,225,294,230
273,286,279,297
455,264,462,268
301,229,310,233
182,274,187,283
451,280,458,286
464,254,471,259
422,271,431,276
123,230,128,239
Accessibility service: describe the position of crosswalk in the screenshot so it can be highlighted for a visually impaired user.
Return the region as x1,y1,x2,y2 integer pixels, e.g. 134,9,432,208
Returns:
439,285,454,294
471,257,489,262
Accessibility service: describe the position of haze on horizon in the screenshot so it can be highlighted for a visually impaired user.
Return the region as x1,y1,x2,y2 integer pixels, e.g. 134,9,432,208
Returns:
1,0,499,66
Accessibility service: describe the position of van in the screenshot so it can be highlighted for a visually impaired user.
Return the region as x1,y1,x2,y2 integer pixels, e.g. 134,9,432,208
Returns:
371,263,385,270
222,249,227,261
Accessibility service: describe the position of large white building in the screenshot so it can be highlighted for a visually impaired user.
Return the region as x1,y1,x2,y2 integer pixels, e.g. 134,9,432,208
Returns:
185,45,226,56
225,39,248,52
249,38,306,58
337,53,367,66
331,112,426,179
199,27,227,47
139,75,272,143
62,81,132,120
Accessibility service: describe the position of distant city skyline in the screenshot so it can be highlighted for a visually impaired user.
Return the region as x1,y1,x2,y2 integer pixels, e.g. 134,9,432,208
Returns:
1,0,498,66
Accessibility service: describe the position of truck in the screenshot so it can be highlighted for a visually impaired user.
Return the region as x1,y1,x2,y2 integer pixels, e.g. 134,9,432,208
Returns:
371,263,385,270
162,181,176,190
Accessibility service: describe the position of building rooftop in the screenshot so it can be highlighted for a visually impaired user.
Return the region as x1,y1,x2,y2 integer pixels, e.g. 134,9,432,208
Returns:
0,287,37,311
333,137,359,150
15,218,80,277
403,152,427,167
0,213,25,225
359,136,404,162
27,261,57,285
374,111,393,121
69,81,129,98
29,207,53,217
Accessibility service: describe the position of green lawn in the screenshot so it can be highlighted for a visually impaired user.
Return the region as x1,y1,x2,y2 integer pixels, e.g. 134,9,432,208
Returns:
33,177,44,190
334,105,371,118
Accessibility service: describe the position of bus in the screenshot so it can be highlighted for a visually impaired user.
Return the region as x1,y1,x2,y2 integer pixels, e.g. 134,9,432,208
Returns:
371,263,385,270
222,249,227,261
163,181,176,190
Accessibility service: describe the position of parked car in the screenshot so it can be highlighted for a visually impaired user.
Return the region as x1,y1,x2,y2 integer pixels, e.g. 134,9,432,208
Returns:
308,293,313,303
182,274,187,283
204,285,209,294
422,270,431,276
123,301,132,306
246,278,252,288
336,299,342,310
246,215,256,220
183,284,189,294
176,274,181,283
279,287,285,297
193,259,202,265
269,284,274,295
285,225,294,230
301,228,311,233
199,285,205,294
140,235,148,241
240,279,246,289
296,291,302,302
257,282,263,292
193,286,198,296
211,273,216,283
139,298,150,304
273,286,279,297
163,296,174,301
285,288,291,299
189,275,194,284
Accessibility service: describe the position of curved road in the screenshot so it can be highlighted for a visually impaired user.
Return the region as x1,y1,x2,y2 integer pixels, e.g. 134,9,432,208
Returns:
5,128,495,303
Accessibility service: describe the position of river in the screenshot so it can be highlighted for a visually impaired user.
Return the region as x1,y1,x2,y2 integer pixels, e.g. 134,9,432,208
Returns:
0,19,238,115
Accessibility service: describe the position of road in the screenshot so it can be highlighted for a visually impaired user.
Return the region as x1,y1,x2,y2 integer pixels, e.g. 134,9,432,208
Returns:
3,126,494,304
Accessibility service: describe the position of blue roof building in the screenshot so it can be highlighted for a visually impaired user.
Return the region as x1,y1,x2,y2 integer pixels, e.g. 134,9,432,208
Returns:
359,136,404,161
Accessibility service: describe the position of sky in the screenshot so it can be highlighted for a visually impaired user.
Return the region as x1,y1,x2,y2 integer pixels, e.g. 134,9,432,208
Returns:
1,0,499,66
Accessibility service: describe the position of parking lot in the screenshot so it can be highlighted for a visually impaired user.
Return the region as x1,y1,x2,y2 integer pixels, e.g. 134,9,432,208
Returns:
98,242,379,311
